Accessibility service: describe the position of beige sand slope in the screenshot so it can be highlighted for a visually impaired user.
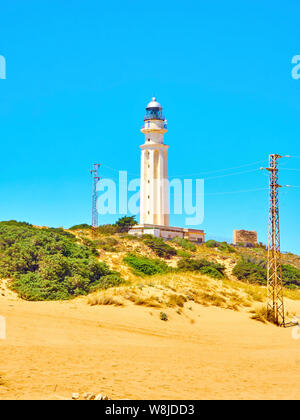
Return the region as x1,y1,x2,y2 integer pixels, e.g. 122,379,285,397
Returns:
1,291,300,400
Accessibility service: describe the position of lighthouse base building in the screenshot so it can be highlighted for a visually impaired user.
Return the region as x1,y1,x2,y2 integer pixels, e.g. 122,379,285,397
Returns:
129,98,205,243
129,224,205,243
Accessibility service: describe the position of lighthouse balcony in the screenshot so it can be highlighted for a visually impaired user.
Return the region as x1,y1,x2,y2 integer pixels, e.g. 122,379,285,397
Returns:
141,119,167,133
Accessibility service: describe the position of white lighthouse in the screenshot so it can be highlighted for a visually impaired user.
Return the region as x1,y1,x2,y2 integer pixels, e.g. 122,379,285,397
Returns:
140,97,169,226
129,97,205,243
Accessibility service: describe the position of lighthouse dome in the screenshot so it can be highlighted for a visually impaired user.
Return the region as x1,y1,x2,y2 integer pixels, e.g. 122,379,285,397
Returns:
146,97,162,109
144,97,164,121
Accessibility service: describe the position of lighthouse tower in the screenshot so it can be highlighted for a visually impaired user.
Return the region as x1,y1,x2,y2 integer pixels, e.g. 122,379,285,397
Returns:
128,97,205,243
140,98,169,226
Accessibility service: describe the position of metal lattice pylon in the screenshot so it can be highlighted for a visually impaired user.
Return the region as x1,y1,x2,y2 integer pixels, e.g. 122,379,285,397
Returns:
90,164,101,229
266,154,285,326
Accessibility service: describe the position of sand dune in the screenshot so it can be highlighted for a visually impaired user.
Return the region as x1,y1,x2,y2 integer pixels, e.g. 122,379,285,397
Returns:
1,291,300,400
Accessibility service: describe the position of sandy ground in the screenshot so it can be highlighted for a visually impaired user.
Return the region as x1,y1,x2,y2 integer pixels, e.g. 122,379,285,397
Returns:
1,291,300,400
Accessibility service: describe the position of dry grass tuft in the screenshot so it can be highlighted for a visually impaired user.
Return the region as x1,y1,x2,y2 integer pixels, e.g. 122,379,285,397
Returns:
132,296,162,308
283,288,300,301
228,292,251,307
167,294,187,308
245,286,265,303
88,294,124,306
250,305,278,325
0,374,6,386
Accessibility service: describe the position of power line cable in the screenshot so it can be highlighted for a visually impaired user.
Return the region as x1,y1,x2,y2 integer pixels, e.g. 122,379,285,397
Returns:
102,160,265,179
206,187,268,196
203,168,260,181
170,160,265,178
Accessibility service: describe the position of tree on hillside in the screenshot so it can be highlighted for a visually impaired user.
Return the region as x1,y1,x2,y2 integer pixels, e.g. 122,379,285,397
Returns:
115,216,137,233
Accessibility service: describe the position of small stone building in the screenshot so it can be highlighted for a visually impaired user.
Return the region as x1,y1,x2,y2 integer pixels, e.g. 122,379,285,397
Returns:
233,230,257,247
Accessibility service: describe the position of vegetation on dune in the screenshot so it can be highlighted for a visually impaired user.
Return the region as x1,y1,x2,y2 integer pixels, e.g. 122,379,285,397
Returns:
205,239,236,253
233,257,267,285
250,305,279,325
115,216,138,232
2,218,300,314
88,293,124,306
142,235,177,259
171,237,196,252
233,256,300,288
160,312,168,321
123,253,169,276
167,293,187,308
70,216,137,236
282,264,300,288
69,223,92,231
205,240,219,248
0,221,123,300
176,249,191,258
177,257,225,279
123,251,227,280
96,224,118,235
95,237,119,252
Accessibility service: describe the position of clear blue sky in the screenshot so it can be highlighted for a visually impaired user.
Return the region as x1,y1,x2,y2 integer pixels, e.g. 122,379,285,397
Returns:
0,0,299,253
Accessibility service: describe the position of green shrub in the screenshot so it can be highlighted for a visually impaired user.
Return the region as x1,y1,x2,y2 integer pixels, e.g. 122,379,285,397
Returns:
89,274,124,292
177,257,225,278
74,223,118,235
217,242,236,253
69,224,91,231
12,272,71,301
199,266,224,279
233,257,300,289
205,239,236,253
119,234,141,241
232,257,266,285
123,253,169,276
172,237,196,252
205,240,219,248
96,224,118,235
142,235,177,259
95,237,119,252
176,249,191,258
282,264,300,288
81,238,100,255
160,312,168,321
1,220,33,227
0,221,121,301
115,216,137,233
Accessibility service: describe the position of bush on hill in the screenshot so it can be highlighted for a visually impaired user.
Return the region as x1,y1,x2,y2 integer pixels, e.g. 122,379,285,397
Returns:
115,216,137,233
96,224,118,235
177,257,225,279
95,237,119,252
2,220,33,227
205,240,219,248
69,223,119,235
171,237,197,252
123,253,169,276
69,223,92,231
232,257,300,288
282,264,300,288
0,221,122,300
142,235,177,259
205,239,236,253
176,249,191,258
232,257,266,285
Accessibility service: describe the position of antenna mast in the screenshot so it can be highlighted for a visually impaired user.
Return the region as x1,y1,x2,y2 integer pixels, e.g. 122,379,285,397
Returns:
90,164,101,230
